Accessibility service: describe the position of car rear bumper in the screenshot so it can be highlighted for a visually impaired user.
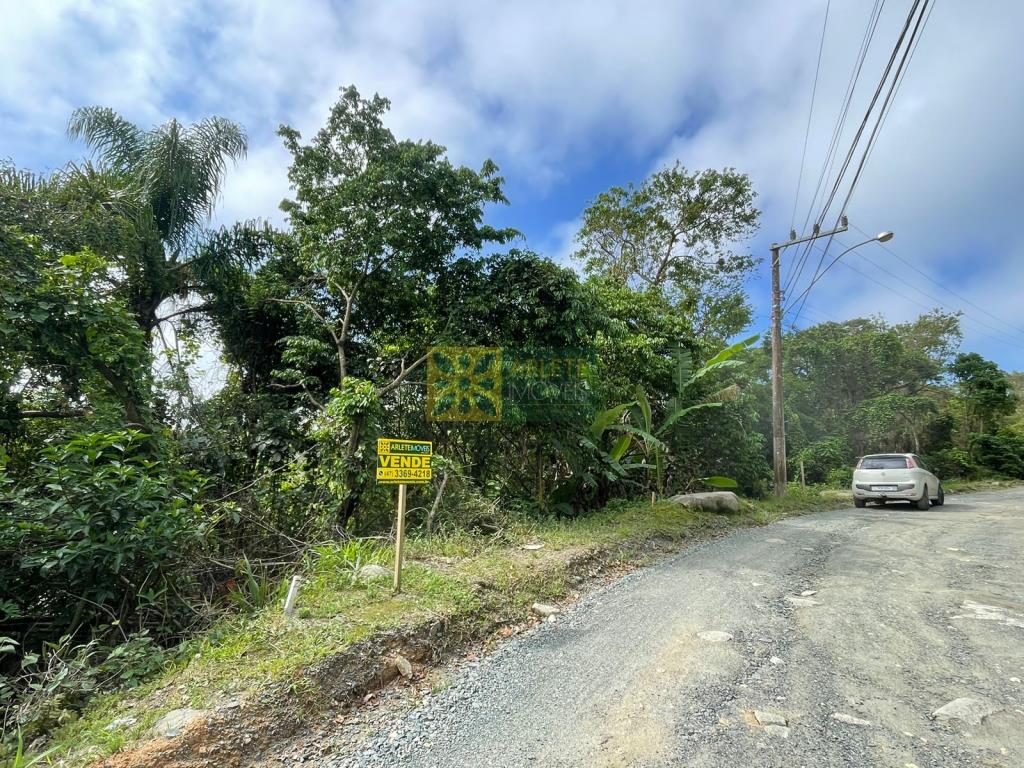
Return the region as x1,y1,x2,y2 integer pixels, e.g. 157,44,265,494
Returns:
852,481,922,501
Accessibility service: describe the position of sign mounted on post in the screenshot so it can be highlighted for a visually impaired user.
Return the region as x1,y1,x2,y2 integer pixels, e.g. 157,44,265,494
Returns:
376,438,433,484
376,438,433,594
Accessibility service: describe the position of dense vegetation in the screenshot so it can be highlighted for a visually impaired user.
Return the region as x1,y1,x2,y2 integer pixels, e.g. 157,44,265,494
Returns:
1,85,1021,743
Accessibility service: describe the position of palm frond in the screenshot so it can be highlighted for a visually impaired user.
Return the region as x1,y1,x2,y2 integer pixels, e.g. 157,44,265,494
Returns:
67,106,143,172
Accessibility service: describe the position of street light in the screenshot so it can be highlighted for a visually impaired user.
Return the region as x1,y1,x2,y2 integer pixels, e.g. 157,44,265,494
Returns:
769,225,894,497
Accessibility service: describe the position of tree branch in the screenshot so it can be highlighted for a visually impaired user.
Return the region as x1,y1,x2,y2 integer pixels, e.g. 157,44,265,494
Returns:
377,351,430,396
16,409,87,419
155,303,213,324
270,297,346,385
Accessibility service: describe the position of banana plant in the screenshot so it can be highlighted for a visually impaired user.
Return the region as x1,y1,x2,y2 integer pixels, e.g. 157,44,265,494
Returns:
630,333,759,495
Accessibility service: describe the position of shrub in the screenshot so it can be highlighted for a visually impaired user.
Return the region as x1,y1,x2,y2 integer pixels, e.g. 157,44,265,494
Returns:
971,431,1024,478
925,448,978,479
792,437,851,485
826,466,853,487
0,431,208,646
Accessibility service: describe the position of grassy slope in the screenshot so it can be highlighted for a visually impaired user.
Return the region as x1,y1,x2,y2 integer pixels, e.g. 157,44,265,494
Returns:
50,487,845,765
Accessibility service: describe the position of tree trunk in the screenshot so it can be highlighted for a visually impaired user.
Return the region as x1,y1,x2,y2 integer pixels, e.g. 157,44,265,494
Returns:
338,414,366,528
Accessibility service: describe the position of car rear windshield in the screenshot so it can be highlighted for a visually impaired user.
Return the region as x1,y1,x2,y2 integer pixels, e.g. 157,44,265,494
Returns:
860,456,909,469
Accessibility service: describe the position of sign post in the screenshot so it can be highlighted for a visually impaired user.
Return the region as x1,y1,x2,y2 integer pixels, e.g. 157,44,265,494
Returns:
376,438,433,594
394,483,407,593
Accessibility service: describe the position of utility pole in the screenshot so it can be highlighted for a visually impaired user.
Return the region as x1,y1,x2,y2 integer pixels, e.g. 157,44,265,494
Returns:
770,218,849,497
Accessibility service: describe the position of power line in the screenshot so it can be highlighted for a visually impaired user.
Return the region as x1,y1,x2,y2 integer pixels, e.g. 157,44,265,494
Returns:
849,223,1024,339
789,0,831,233
789,0,933,322
782,239,1024,353
784,0,887,294
832,0,933,220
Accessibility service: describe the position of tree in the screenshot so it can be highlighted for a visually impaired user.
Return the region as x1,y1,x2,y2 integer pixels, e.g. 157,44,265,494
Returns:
950,352,1016,439
575,164,759,341
275,86,516,525
67,107,247,335
0,228,151,428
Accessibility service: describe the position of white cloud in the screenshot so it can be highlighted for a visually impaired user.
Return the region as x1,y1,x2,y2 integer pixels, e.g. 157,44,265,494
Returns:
4,0,1024,368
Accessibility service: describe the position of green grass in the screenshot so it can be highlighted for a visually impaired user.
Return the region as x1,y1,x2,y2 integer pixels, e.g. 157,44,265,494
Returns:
943,477,1021,494
43,488,848,766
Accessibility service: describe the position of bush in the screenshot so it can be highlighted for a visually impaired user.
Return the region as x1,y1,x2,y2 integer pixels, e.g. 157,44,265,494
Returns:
0,431,208,647
1,630,167,741
971,431,1024,478
925,448,978,479
792,437,851,485
825,466,853,487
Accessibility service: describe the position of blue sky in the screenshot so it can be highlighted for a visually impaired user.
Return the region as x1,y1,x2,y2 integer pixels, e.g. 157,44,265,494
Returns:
5,0,1024,372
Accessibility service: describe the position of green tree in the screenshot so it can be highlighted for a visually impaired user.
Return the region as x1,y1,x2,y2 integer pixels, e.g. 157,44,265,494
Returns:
575,164,759,341
275,86,516,525
950,352,1016,439
67,107,247,335
0,229,151,428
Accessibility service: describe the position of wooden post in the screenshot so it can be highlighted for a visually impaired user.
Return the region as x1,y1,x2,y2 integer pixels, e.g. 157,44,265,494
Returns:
393,483,407,593
770,244,787,497
799,460,806,488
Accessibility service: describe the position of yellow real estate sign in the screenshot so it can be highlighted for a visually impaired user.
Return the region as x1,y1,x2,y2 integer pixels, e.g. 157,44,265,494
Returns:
376,438,433,484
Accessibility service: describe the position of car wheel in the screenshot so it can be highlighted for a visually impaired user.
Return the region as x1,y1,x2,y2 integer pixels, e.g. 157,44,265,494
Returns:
935,484,945,506
854,497,866,508
916,485,930,510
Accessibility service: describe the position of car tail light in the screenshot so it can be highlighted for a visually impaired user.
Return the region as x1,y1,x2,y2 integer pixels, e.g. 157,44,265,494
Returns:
906,456,917,468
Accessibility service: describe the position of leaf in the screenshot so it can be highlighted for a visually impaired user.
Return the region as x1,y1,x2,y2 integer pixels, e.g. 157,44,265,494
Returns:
685,333,759,386
609,434,632,462
590,401,635,441
657,402,724,435
606,423,667,450
634,386,652,432
702,476,738,489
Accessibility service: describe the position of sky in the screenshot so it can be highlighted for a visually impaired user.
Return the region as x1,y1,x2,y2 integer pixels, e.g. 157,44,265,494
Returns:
4,0,1024,373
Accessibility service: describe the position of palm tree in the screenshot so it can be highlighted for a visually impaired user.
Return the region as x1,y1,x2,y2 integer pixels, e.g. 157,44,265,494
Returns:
67,107,247,333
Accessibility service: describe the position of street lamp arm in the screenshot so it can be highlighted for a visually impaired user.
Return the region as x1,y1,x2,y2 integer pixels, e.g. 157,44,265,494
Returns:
782,234,890,317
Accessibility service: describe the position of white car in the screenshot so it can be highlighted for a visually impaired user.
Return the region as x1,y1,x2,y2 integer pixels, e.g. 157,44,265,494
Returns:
852,453,944,509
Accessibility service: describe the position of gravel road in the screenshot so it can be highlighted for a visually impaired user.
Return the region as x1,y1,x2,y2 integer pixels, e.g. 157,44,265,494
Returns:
332,490,1024,767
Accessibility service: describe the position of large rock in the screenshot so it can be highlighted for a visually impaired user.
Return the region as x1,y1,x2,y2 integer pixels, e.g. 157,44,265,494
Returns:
153,708,206,739
357,564,392,582
668,491,740,514
932,697,1000,725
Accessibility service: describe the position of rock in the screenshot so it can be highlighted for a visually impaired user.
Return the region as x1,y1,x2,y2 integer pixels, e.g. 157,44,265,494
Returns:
932,697,1000,725
153,708,205,739
358,564,392,582
769,656,784,665
832,712,872,726
104,716,138,731
766,538,787,544
521,543,544,551
697,630,733,642
531,602,560,618
1010,677,1021,683
394,655,413,678
754,710,787,727
785,596,820,607
800,589,817,597
764,724,791,738
667,491,741,514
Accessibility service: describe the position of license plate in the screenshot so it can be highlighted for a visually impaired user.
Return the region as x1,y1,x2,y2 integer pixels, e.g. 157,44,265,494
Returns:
872,485,897,492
